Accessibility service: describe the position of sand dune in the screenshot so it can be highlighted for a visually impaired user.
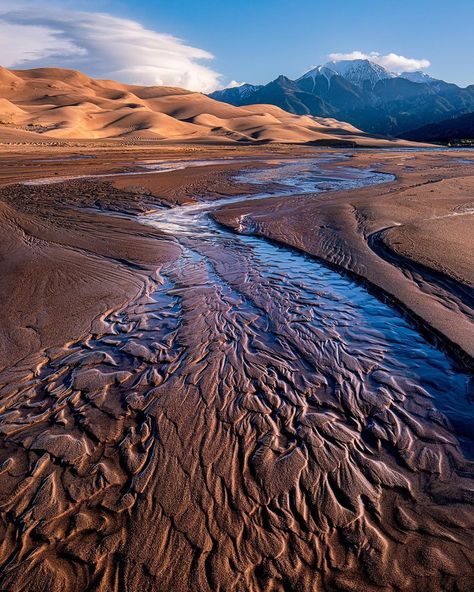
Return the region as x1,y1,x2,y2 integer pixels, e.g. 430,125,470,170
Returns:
0,66,412,145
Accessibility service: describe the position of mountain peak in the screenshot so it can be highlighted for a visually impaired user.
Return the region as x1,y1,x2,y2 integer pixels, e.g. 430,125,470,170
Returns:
299,58,396,89
209,60,471,139
298,65,337,83
399,70,438,84
323,59,396,87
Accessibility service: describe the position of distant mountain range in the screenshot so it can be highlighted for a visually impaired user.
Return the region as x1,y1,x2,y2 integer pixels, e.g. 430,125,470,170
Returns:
210,59,474,139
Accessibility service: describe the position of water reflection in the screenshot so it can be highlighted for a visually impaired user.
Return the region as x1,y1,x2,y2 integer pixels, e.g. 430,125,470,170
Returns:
144,158,473,457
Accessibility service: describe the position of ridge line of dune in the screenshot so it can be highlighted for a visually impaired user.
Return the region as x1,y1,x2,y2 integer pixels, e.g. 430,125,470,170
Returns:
0,65,420,146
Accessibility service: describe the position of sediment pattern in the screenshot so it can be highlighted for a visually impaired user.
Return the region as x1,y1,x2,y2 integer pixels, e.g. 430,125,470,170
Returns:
0,161,473,592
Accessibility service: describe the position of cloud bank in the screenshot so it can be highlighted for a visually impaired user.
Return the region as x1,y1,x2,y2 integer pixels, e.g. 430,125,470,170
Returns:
328,51,431,72
0,7,221,92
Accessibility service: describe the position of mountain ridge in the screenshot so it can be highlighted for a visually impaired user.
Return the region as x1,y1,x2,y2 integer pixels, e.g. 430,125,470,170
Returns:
210,60,474,137
402,111,474,143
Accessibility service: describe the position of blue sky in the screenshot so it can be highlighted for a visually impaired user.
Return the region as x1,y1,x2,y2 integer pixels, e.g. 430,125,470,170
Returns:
121,0,474,85
0,0,472,89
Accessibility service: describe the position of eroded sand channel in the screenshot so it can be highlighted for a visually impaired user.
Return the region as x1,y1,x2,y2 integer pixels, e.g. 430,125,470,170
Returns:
0,158,473,591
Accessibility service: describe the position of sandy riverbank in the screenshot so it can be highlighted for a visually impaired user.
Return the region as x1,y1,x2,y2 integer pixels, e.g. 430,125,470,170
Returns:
2,145,473,366
0,180,182,374
214,149,474,364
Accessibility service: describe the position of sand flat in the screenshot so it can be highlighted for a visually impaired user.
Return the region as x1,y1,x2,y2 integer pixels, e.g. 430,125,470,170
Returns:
0,146,472,592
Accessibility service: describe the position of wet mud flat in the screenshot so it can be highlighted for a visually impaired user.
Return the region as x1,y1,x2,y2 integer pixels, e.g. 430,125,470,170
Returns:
0,154,473,591
215,150,474,362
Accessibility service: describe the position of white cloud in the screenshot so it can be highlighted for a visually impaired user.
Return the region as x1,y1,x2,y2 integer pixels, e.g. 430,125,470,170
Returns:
0,6,222,92
225,80,246,88
328,51,431,72
0,21,86,64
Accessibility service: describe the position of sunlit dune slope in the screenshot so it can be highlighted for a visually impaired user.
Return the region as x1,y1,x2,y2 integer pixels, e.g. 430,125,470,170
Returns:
0,66,410,145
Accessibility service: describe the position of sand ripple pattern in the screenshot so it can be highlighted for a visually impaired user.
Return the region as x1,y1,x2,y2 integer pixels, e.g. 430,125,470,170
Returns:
0,163,473,592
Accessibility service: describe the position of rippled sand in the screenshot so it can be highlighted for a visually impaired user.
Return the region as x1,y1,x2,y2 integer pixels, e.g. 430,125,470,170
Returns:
0,151,473,591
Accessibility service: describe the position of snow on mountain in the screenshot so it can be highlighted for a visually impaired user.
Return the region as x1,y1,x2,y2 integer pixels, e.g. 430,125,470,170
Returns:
299,59,440,89
235,83,262,98
299,59,396,89
325,59,396,87
209,82,263,103
298,65,338,83
297,65,338,91
228,61,438,100
220,83,263,98
398,71,438,84
209,59,472,138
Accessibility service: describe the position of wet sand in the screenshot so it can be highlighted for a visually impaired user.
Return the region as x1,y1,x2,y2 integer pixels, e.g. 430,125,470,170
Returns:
215,149,474,363
0,146,473,592
0,179,180,373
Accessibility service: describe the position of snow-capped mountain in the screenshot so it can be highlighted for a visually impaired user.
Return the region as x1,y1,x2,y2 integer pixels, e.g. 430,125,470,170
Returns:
210,59,474,138
298,65,338,83
210,83,263,104
320,59,396,87
399,70,439,84
229,83,263,98
299,60,440,88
